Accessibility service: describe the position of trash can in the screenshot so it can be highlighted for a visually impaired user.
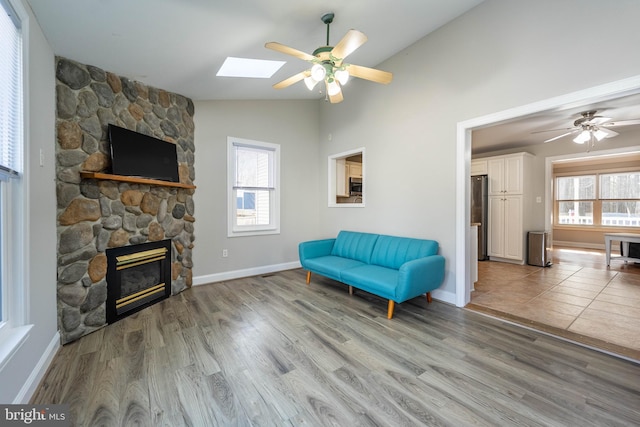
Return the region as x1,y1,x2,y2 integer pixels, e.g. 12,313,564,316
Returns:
528,231,551,267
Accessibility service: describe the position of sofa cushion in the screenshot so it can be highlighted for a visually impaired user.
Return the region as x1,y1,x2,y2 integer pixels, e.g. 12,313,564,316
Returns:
304,256,367,282
331,231,379,264
370,235,439,270
340,265,398,300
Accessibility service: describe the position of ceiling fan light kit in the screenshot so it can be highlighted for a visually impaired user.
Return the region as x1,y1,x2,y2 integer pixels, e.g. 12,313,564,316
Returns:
265,12,392,103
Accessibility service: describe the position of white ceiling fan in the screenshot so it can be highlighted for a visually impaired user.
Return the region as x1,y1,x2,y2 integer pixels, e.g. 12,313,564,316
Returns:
533,110,640,145
265,13,393,104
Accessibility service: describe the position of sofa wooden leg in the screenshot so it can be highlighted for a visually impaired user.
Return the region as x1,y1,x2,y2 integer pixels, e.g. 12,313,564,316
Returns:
426,292,432,303
349,285,353,295
306,271,311,285
387,300,395,319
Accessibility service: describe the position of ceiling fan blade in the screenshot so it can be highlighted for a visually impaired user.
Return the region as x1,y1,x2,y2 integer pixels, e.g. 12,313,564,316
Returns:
544,130,578,143
331,29,367,62
273,71,309,89
589,116,612,125
531,127,576,134
599,127,619,138
265,42,315,62
601,119,640,127
329,88,344,104
347,64,393,85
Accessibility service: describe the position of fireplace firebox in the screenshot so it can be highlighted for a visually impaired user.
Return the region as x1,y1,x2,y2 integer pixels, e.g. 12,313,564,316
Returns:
106,239,171,324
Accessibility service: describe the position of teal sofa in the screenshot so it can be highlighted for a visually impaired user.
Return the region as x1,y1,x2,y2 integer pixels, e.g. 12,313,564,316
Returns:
298,231,445,318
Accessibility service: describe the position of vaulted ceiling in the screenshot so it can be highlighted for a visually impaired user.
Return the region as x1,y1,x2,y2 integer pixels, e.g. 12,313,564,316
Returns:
26,0,482,101
27,0,640,153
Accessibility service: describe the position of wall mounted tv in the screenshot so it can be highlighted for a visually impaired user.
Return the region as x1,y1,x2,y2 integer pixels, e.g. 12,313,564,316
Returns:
108,124,179,182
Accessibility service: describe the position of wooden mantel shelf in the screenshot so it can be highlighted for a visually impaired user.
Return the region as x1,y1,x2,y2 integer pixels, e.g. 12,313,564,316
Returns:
80,172,196,189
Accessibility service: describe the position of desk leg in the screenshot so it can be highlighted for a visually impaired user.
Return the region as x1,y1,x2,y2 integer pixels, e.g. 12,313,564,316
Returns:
605,236,611,267
622,241,630,264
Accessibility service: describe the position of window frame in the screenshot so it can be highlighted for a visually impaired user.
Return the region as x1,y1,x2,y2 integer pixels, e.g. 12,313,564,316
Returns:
555,174,596,225
554,169,640,229
227,136,280,237
0,0,31,368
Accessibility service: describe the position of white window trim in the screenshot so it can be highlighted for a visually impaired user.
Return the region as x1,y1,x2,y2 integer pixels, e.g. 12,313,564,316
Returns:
227,136,280,237
0,0,32,371
328,147,365,208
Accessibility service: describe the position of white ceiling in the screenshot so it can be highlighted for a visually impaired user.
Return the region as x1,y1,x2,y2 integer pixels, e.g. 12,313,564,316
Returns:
26,0,483,101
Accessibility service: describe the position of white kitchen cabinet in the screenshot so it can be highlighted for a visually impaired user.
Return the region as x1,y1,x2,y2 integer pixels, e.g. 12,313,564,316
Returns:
471,159,488,176
484,152,534,263
347,162,362,178
336,159,349,196
488,195,523,261
488,153,528,195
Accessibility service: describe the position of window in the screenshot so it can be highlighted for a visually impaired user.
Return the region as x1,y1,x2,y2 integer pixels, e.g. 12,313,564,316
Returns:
555,171,640,228
0,0,27,345
600,172,640,227
556,175,595,225
227,137,280,236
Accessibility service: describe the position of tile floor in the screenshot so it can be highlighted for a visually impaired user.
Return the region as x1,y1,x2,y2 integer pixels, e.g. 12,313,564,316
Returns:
467,246,640,361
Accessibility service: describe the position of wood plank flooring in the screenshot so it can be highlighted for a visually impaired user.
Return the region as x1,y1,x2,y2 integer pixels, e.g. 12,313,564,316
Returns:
32,269,640,426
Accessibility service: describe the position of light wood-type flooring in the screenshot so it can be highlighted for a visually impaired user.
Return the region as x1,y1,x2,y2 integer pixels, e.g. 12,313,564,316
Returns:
468,246,640,361
32,268,640,426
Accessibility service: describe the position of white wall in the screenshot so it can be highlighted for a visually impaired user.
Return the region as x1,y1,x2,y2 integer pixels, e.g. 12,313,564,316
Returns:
318,0,640,300
0,0,58,403
192,100,321,283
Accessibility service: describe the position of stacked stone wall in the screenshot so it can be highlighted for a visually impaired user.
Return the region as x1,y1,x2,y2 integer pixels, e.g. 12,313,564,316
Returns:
55,57,196,344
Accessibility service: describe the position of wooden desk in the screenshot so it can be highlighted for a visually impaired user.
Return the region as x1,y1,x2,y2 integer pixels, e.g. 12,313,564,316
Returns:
604,233,640,266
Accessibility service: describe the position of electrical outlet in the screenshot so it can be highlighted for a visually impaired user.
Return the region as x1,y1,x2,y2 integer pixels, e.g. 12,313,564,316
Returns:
222,249,228,258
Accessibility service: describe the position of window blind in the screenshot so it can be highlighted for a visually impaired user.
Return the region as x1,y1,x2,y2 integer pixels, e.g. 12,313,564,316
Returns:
0,0,22,180
232,143,275,190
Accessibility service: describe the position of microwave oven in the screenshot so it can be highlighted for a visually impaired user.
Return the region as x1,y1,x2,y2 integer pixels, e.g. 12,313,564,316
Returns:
349,177,362,196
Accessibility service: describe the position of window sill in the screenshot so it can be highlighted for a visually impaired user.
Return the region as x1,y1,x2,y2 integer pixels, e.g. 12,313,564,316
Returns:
0,324,33,372
228,228,280,238
553,224,640,233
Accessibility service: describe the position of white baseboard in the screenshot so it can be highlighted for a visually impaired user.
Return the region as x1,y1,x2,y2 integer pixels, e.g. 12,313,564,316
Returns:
193,261,302,286
553,240,605,250
14,331,60,404
431,288,456,305
194,262,458,307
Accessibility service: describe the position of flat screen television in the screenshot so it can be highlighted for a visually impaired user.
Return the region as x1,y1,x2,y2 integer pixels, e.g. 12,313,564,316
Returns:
108,124,179,182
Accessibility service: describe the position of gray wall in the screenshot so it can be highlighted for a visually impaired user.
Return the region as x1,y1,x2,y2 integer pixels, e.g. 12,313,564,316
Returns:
317,0,640,297
192,100,321,281
0,0,58,403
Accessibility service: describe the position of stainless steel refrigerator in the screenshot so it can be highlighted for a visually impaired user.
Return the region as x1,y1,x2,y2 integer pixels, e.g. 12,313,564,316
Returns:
471,175,488,260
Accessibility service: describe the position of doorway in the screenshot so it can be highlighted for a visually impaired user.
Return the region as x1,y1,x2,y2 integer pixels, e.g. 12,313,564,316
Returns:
456,75,640,307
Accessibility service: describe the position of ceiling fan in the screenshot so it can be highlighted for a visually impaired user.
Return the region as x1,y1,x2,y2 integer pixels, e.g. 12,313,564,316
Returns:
265,12,393,103
533,110,640,145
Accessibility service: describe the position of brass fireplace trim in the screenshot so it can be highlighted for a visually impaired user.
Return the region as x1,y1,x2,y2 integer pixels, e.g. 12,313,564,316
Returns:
116,247,168,270
116,282,166,309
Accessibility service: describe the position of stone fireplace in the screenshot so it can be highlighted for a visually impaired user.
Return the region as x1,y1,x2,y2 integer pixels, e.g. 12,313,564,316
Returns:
55,57,196,344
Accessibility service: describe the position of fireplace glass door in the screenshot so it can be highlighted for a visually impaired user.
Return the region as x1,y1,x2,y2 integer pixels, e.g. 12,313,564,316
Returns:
106,239,171,323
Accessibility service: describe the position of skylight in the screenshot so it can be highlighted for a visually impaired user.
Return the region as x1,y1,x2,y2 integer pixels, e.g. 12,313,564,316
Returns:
216,57,285,78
